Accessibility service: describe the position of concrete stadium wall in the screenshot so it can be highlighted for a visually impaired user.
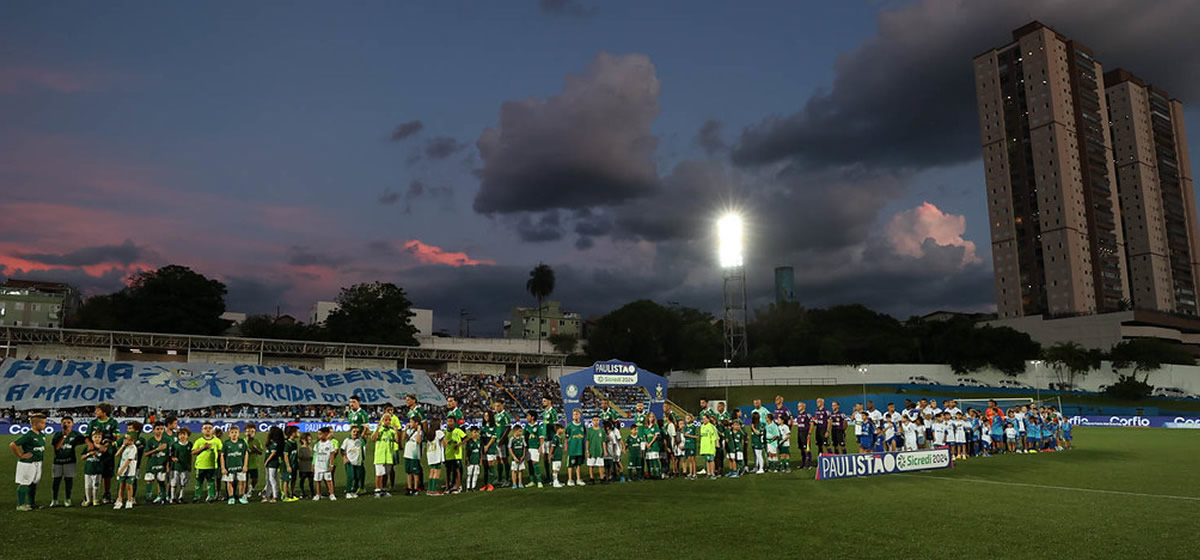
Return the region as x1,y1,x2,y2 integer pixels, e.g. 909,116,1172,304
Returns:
15,344,114,361
670,362,1200,394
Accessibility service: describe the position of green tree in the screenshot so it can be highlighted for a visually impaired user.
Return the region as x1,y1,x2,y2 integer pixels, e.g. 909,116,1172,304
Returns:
239,314,324,341
547,333,578,354
324,282,417,345
1042,341,1102,388
674,316,723,371
70,293,129,331
87,265,228,335
938,324,1039,375
1109,338,1196,382
526,263,556,353
584,300,721,373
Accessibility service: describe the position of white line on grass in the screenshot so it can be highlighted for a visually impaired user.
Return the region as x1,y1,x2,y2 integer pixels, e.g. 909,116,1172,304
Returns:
898,474,1200,502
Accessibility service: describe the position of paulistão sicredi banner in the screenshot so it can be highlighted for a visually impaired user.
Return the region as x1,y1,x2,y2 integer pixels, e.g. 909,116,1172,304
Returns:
0,359,446,410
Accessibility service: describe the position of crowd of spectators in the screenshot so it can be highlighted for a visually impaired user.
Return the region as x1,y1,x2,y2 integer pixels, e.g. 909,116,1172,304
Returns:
1,364,571,424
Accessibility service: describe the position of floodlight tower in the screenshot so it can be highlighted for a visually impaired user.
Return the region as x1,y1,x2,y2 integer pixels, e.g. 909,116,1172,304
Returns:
718,213,748,365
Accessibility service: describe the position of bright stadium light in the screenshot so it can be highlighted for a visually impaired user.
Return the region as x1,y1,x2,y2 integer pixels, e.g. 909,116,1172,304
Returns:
717,213,744,268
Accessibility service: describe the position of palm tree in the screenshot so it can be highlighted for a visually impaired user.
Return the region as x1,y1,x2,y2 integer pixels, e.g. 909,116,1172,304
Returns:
526,263,556,353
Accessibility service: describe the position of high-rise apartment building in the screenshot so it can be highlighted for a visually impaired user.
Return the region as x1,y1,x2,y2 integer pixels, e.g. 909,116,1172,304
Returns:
974,21,1197,319
1104,69,1200,314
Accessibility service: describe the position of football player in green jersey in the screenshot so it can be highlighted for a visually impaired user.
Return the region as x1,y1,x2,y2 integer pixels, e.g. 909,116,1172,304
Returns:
539,397,558,484
492,401,512,487
524,411,545,488
143,421,171,503
599,399,619,424
50,415,85,507
11,413,47,511
347,395,371,434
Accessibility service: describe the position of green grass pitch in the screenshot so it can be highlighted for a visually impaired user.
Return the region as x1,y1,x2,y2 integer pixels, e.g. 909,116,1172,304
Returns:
2,427,1198,559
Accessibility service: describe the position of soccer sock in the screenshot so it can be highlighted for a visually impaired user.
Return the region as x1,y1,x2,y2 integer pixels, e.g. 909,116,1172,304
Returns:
65,477,75,500
146,481,154,500
28,483,37,506
17,486,28,506
52,477,61,501
207,482,216,499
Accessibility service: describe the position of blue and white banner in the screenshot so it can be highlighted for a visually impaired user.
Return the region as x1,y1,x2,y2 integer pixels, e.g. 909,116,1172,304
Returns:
816,448,953,480
0,359,446,410
1066,415,1200,428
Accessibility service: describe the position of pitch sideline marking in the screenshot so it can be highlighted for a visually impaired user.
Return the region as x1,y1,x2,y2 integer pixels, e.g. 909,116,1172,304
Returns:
898,474,1200,502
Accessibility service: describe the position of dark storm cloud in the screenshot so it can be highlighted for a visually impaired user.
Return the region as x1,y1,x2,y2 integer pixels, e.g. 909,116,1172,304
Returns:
515,211,564,242
379,180,455,213
695,120,726,157
538,0,594,17
424,136,466,160
780,240,995,318
473,52,662,214
286,245,348,268
0,264,129,297
223,275,294,314
390,120,424,142
15,239,153,267
575,236,595,251
732,0,1200,170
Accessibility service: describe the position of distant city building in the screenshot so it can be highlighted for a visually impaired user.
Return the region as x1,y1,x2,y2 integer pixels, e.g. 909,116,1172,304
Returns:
310,301,340,325
308,300,432,336
0,279,80,329
503,300,580,340
220,311,247,325
774,266,795,304
974,21,1198,319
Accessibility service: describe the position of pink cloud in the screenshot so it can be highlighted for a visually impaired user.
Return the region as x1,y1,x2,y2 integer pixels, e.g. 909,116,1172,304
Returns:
884,202,979,265
402,240,495,267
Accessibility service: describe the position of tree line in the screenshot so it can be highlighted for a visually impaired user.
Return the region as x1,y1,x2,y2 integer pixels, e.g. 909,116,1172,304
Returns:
70,265,418,346
64,264,1195,399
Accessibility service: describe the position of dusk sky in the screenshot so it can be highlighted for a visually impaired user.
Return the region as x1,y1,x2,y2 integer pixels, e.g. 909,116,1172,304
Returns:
2,1,1199,335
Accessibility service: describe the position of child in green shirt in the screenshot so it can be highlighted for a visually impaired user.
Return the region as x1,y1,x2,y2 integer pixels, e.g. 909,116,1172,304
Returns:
169,428,193,503
465,427,483,491
585,417,606,483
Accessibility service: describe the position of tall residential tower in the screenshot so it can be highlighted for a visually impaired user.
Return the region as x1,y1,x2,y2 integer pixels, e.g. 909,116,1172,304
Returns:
974,21,1197,319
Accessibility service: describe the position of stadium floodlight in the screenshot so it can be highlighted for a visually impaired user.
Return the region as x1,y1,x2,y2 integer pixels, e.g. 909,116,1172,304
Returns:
717,213,744,268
